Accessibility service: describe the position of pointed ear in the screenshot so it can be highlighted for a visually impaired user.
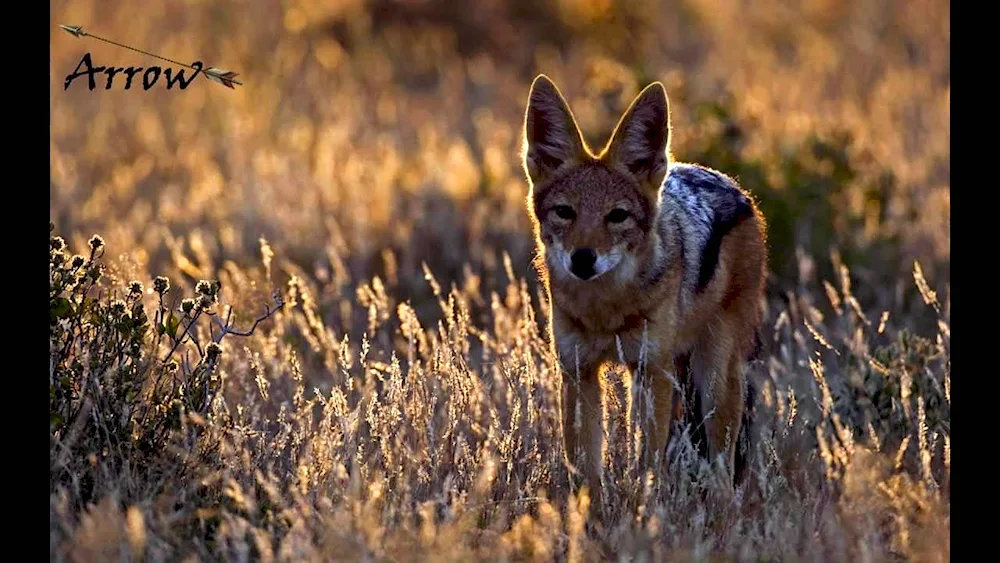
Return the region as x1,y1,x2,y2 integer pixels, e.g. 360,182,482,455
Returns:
522,75,588,186
603,82,671,194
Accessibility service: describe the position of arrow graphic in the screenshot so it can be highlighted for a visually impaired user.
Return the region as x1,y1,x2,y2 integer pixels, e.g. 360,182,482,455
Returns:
59,24,243,89
202,68,241,89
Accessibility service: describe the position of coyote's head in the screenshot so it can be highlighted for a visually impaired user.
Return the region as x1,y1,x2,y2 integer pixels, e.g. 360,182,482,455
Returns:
521,75,671,285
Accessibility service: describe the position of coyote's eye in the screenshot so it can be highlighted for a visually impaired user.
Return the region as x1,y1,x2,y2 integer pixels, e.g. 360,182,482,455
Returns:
606,209,630,224
553,205,576,220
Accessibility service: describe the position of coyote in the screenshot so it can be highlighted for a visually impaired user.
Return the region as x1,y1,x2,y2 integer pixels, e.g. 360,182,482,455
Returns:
521,75,767,497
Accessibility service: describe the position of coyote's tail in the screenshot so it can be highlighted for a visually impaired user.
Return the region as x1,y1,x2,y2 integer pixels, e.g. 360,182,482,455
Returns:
733,376,756,485
671,329,760,486
734,331,763,485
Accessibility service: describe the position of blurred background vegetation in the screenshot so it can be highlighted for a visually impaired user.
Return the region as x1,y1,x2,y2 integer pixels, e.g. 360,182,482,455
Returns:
51,0,949,332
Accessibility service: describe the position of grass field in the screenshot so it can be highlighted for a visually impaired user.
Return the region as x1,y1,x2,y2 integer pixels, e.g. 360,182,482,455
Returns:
50,0,949,560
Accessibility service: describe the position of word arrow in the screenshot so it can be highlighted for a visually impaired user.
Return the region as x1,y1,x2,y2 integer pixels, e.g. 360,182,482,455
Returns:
59,25,243,89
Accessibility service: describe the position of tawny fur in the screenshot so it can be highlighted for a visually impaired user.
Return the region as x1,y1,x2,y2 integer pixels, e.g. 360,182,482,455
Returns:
521,75,768,499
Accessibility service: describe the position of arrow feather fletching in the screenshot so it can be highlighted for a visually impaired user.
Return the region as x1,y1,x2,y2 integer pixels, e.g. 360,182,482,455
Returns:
204,68,243,89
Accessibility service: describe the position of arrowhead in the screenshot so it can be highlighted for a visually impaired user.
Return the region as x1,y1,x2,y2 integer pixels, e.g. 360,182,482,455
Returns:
59,25,87,38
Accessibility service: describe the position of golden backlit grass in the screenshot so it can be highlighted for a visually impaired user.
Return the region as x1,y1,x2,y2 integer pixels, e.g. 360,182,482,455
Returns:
50,0,949,560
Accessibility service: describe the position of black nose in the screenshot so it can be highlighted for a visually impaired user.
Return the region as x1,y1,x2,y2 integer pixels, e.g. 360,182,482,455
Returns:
570,249,597,280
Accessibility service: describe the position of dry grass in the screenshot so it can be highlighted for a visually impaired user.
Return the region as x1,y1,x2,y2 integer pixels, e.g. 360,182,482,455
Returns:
50,0,949,560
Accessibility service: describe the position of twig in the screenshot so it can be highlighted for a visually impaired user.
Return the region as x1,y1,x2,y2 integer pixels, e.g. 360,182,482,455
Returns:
187,328,205,359
163,291,284,364
215,295,284,340
162,311,202,363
